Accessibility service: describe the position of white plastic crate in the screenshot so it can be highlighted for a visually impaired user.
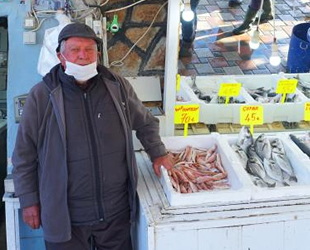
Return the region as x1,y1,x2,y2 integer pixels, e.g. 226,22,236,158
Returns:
159,134,252,207
180,76,254,124
234,74,308,123
224,133,310,201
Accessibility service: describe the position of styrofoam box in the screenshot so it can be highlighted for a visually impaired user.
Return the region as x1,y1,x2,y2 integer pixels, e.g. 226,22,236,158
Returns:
234,74,308,123
176,79,199,104
223,133,310,201
180,76,254,124
159,134,252,207
284,132,310,161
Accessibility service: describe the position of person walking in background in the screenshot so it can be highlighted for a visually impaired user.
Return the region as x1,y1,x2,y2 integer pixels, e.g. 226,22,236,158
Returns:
233,0,274,35
180,0,242,57
12,22,174,250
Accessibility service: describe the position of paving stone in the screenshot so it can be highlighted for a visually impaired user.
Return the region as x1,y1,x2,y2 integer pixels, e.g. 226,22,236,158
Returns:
197,21,212,31
219,12,235,21
222,51,242,60
208,57,229,67
280,15,297,21
194,63,216,74
299,6,310,14
213,68,225,74
236,60,258,70
199,0,209,5
178,60,186,70
223,66,244,75
212,51,223,57
217,1,230,9
243,70,254,75
227,60,237,66
276,4,292,11
252,69,272,74
206,5,220,12
195,48,214,58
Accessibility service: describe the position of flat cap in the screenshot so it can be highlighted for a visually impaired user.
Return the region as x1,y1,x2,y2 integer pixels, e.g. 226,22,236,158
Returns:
56,22,102,52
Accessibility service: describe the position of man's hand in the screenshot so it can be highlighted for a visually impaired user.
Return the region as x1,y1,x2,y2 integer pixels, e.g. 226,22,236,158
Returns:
152,153,175,177
22,204,41,229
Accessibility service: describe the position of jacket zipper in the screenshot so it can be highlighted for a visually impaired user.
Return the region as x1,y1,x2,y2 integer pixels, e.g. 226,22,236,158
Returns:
83,92,104,221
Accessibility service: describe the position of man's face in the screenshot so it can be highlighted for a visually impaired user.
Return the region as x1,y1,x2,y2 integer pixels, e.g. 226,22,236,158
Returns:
57,37,99,68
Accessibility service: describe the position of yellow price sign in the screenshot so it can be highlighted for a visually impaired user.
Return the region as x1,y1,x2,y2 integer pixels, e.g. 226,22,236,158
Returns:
218,83,241,104
175,104,200,137
276,79,298,103
176,74,180,92
304,102,310,121
240,105,264,135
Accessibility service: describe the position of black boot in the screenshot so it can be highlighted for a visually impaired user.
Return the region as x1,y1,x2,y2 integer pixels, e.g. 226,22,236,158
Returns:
232,7,257,35
179,41,194,57
229,0,242,8
254,0,273,24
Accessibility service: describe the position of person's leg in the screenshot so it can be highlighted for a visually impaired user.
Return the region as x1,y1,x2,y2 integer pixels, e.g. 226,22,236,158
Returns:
232,0,261,35
180,0,200,57
229,0,242,8
93,210,132,250
45,225,91,250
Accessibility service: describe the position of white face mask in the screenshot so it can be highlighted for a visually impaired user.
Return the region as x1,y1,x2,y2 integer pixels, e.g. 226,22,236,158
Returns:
64,60,98,82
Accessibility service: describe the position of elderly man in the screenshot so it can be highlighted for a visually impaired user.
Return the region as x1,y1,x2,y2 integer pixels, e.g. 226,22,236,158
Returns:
12,22,174,250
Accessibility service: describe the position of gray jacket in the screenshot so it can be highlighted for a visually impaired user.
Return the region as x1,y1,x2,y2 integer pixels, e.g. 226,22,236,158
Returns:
12,64,167,242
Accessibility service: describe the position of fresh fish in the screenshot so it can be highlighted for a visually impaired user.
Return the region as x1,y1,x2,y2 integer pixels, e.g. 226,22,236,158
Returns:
270,138,285,154
247,156,266,180
231,144,248,168
272,148,296,182
255,134,272,160
249,174,268,187
263,158,284,183
247,145,262,162
290,134,310,158
237,126,253,153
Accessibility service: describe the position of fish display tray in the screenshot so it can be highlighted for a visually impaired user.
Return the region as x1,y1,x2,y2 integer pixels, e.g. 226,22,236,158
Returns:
234,74,308,123
180,76,254,124
224,133,310,201
159,134,252,207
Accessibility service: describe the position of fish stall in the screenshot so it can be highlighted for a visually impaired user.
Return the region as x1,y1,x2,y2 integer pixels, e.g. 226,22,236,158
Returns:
135,130,310,250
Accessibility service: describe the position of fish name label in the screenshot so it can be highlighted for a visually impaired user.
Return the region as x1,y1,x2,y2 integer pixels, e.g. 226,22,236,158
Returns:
218,83,242,97
304,102,310,121
276,79,298,94
175,104,200,124
240,105,264,125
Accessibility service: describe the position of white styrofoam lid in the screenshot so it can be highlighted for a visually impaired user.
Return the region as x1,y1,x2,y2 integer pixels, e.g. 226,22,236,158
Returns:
126,76,162,102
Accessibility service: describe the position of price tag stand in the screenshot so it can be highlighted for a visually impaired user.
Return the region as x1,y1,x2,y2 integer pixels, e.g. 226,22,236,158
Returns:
276,79,298,104
304,102,310,121
218,83,241,104
240,105,264,135
175,104,200,137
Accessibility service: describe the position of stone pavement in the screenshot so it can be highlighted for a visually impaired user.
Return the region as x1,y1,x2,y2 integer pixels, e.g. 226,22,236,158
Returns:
178,0,310,76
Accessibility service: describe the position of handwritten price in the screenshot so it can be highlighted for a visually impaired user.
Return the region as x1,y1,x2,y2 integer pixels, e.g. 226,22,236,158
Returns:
304,102,310,121
244,113,261,123
240,105,263,125
174,104,199,124
218,83,241,97
276,79,297,94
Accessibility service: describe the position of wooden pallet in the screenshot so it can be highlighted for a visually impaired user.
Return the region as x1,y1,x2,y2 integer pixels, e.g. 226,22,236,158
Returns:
216,122,286,134
216,121,310,134
174,123,210,136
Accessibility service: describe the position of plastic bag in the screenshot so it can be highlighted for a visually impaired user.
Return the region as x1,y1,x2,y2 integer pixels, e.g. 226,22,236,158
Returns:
37,13,71,76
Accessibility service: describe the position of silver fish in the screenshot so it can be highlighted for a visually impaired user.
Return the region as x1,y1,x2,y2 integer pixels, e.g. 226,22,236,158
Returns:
232,144,248,168
263,158,284,183
255,134,272,160
237,126,253,153
247,156,266,180
270,138,285,155
272,149,297,182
